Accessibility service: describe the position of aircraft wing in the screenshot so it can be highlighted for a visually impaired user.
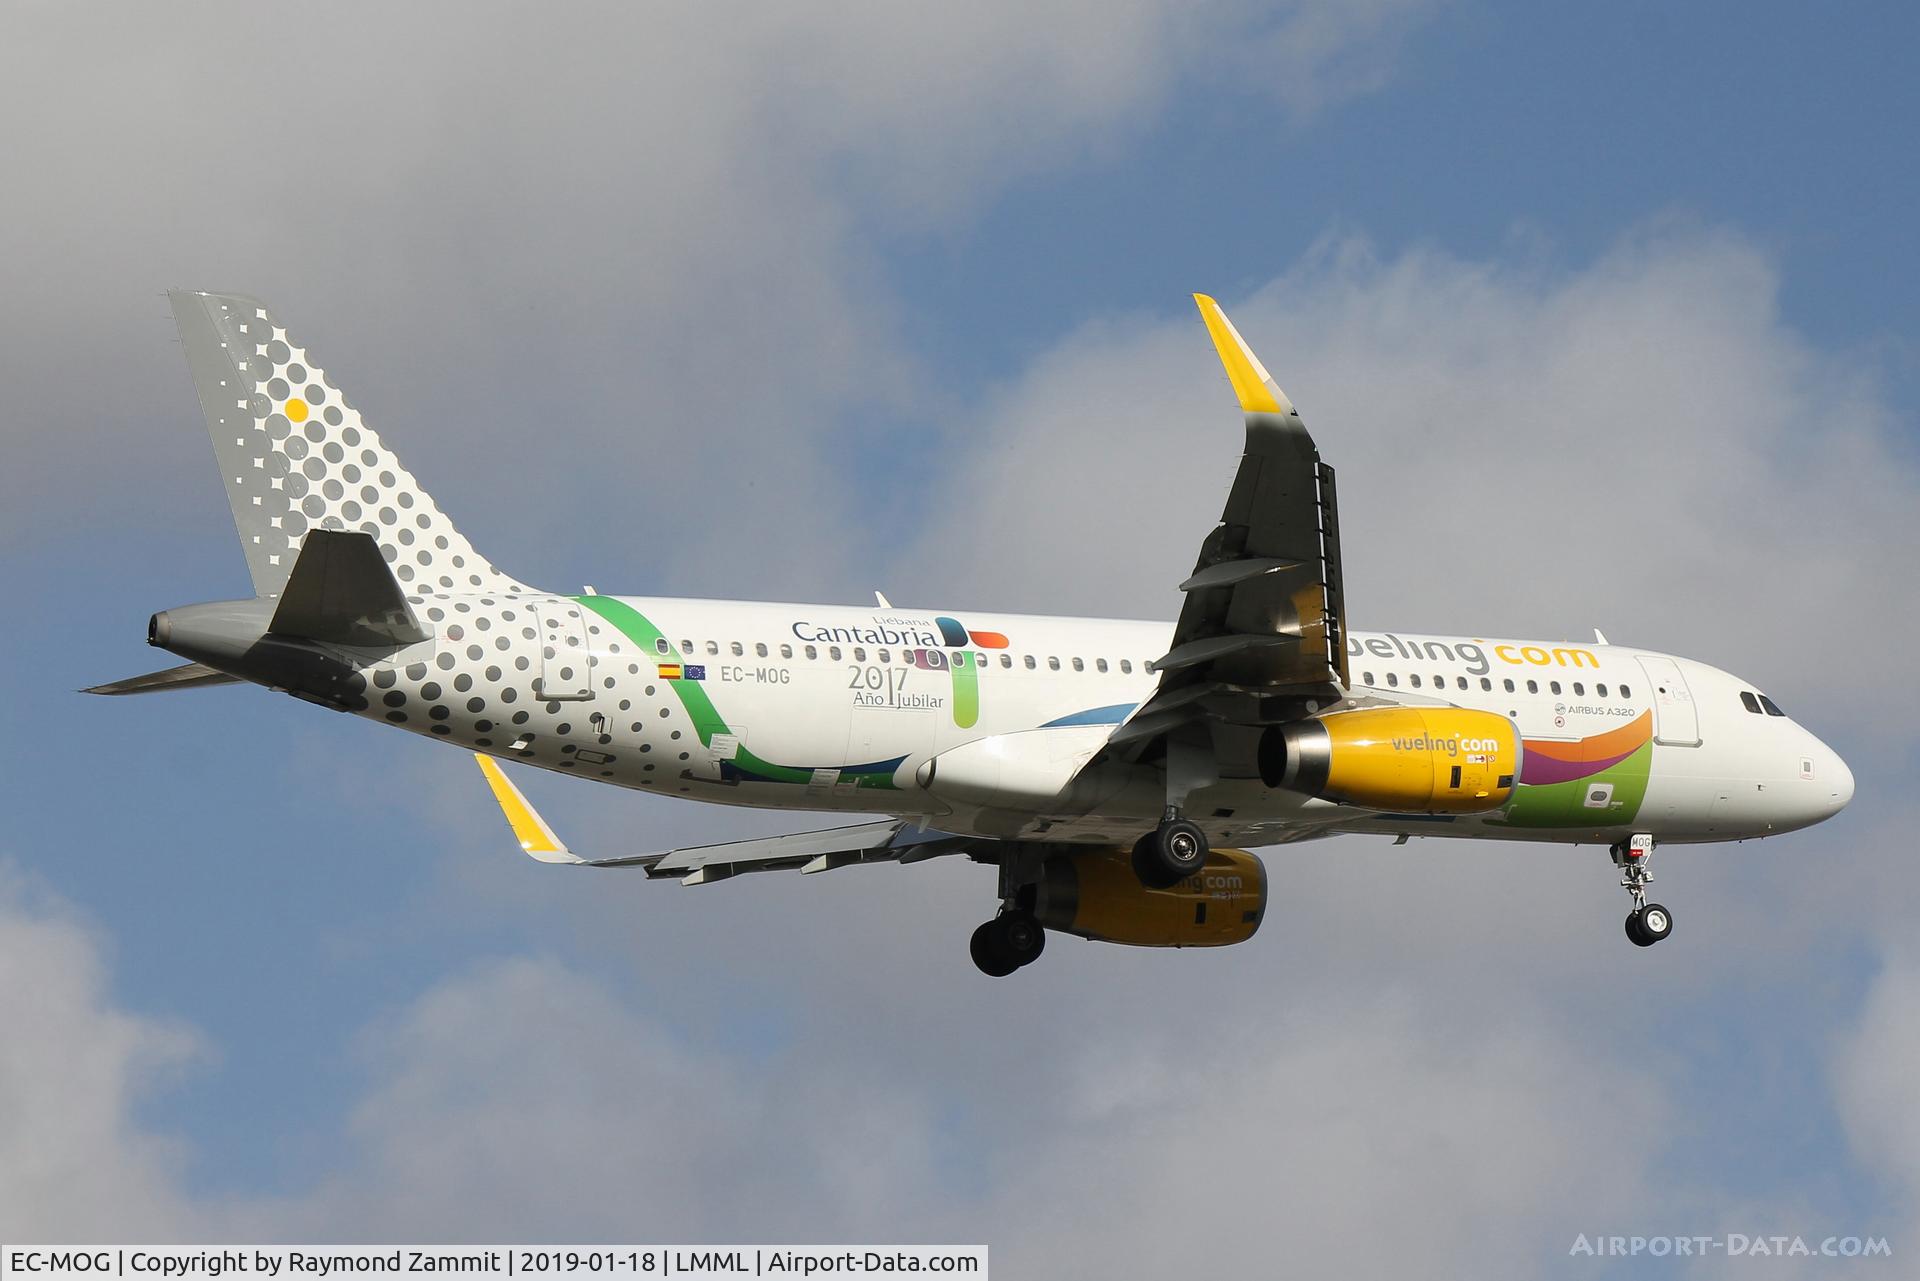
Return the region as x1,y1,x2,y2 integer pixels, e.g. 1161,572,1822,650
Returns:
1102,296,1348,768
474,755,973,883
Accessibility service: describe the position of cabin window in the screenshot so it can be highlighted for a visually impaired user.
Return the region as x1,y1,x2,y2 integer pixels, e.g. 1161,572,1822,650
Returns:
1363,671,1375,685
1503,678,1515,693
1410,674,1422,688
1120,659,1133,674
1000,654,1012,668
1573,682,1584,696
1759,694,1786,717
1096,658,1109,673
755,642,768,658
1048,656,1061,671
780,643,794,659
703,640,717,656
730,641,744,657
1480,677,1492,691
1024,655,1037,670
878,648,890,663
1435,674,1445,689
1620,684,1631,699
1549,681,1562,695
804,644,818,660
827,645,841,661
1457,676,1469,690
655,638,670,655
852,647,866,662
1386,673,1399,687
1597,683,1608,697
1740,691,1762,714
1072,657,1085,672
680,639,693,655
1526,680,1539,694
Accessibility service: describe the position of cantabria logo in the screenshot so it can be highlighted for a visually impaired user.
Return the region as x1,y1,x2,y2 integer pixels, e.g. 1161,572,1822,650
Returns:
787,615,1009,732
792,615,1010,649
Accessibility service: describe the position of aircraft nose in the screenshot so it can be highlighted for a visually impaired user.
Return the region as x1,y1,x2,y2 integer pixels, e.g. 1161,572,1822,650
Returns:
1827,747,1855,814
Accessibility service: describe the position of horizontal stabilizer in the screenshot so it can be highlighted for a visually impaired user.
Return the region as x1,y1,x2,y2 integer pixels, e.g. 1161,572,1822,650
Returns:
82,662,242,696
269,529,429,646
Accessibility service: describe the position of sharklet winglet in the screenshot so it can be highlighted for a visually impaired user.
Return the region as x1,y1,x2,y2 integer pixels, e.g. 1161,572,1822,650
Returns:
474,754,581,864
1193,293,1295,417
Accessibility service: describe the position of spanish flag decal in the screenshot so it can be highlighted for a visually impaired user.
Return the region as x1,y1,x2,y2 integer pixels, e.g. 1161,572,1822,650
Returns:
657,662,683,680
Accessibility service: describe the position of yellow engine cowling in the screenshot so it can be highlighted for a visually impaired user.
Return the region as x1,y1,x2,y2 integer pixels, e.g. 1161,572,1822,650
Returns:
1258,706,1523,814
1033,847,1266,948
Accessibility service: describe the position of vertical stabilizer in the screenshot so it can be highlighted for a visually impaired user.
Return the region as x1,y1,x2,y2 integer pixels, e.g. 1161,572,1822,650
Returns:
169,291,529,598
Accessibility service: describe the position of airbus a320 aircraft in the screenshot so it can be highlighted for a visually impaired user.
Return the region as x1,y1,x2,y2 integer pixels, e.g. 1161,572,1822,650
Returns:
94,291,1854,975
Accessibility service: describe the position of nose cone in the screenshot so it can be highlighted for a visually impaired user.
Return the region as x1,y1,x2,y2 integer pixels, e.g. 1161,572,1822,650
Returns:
1826,747,1855,815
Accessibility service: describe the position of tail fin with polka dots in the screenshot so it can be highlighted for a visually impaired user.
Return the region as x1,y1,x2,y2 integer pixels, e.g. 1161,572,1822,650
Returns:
168,290,530,600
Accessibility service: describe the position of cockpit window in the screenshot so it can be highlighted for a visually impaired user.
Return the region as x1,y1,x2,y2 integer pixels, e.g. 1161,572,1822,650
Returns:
1758,694,1786,717
1740,691,1762,714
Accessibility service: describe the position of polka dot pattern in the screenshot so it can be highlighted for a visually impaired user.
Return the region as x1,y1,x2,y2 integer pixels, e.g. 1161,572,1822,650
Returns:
178,292,527,597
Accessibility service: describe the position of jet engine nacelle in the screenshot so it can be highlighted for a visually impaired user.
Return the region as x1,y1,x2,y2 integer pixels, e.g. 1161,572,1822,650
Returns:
1033,847,1266,947
1258,706,1523,814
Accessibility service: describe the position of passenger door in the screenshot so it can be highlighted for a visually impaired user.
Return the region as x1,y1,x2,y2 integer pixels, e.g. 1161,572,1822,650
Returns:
1636,655,1700,747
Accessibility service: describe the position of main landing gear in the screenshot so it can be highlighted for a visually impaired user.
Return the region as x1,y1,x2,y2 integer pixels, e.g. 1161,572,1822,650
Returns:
1131,810,1209,888
1613,833,1673,947
970,851,1049,978
970,911,1046,977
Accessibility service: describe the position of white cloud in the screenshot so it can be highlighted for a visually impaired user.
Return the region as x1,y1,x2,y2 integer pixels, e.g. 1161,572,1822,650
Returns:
0,0,1429,599
0,899,1677,1269
1834,955,1920,1229
0,871,205,1239
973,998,1669,1276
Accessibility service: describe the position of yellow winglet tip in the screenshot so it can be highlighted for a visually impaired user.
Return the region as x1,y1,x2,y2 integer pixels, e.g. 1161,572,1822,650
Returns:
474,753,574,862
1192,293,1287,415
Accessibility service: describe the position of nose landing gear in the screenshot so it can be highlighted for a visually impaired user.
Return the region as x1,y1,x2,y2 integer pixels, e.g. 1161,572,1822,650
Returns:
1613,833,1673,947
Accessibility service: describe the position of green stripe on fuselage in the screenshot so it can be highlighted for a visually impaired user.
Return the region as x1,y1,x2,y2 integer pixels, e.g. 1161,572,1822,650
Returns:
575,596,898,789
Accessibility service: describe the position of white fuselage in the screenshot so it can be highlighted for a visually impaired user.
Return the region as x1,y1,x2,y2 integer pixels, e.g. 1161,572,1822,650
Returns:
349,594,1853,850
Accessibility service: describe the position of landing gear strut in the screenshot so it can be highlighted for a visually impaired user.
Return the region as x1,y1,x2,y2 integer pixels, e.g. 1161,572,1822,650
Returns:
1131,810,1210,888
1612,834,1673,947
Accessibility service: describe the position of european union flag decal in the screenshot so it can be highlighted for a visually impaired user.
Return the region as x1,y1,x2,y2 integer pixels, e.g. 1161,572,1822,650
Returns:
684,665,707,681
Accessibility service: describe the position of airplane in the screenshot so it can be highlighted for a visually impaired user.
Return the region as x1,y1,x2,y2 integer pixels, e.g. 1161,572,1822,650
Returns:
92,290,1855,975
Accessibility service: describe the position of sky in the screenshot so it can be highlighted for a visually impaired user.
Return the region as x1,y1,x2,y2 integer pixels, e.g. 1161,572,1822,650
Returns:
3,1,1918,1275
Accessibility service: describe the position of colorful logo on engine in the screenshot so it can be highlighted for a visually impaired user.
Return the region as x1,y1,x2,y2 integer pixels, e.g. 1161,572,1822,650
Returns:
934,616,1009,649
